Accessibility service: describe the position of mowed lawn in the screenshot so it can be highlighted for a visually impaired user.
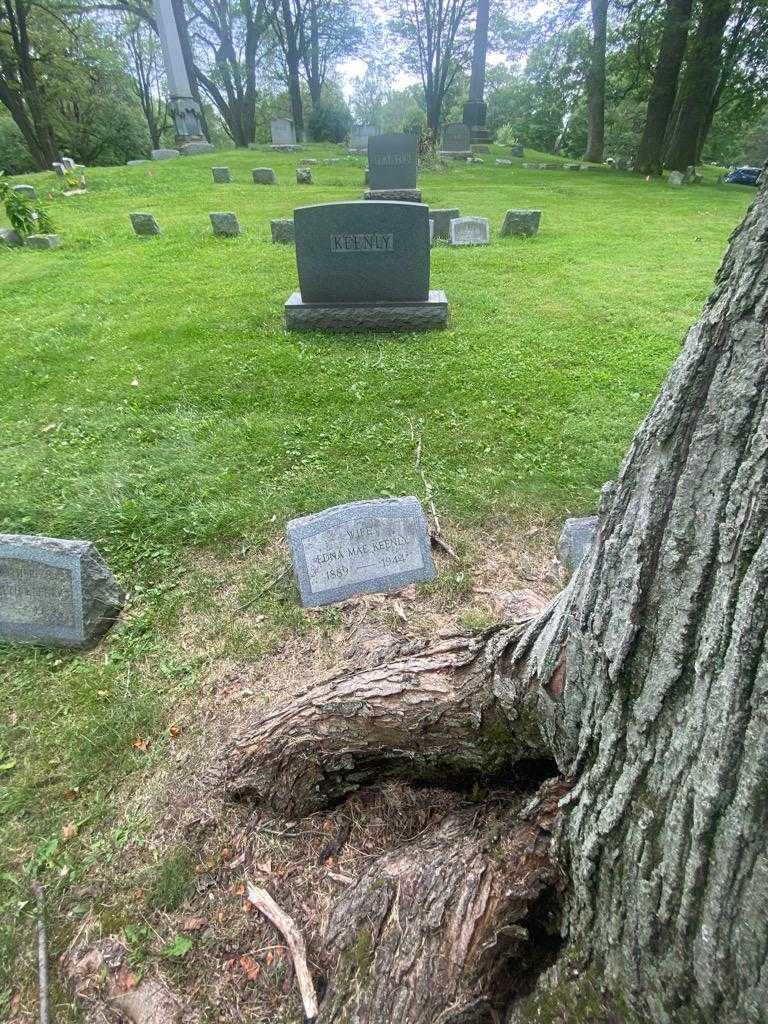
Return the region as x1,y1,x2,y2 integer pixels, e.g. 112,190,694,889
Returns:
0,143,755,1014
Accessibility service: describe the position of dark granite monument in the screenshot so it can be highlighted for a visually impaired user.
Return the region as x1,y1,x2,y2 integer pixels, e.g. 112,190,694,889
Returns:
0,535,124,648
284,200,448,331
430,208,460,240
349,124,379,153
500,209,541,237
286,497,436,607
365,133,420,202
440,123,472,158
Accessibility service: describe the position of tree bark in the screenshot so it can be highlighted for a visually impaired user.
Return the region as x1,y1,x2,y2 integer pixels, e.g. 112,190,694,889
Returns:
583,0,609,164
664,0,732,172
635,0,693,175
225,178,768,1022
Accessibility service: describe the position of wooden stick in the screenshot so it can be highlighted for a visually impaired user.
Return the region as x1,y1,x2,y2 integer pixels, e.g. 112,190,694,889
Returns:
31,881,51,1024
246,884,318,1021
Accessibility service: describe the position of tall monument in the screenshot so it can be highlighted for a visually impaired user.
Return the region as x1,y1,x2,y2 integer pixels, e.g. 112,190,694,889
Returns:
462,0,491,148
153,0,213,152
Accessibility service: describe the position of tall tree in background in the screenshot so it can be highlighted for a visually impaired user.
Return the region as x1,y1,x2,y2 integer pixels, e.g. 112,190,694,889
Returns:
582,0,609,162
635,0,693,174
268,0,305,137
387,0,475,138
297,0,366,104
664,0,732,170
0,0,59,168
122,15,170,148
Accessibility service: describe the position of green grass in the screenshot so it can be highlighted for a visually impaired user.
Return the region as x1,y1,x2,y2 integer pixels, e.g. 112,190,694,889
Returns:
0,141,755,1016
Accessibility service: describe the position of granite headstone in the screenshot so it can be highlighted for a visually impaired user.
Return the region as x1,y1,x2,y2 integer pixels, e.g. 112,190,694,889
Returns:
271,117,297,147
212,166,231,183
271,218,295,244
0,534,124,648
557,516,598,577
12,184,36,200
0,228,22,248
430,208,460,240
500,209,541,237
449,216,490,246
367,133,418,190
252,167,277,184
286,497,436,607
209,211,240,237
130,213,160,236
441,123,471,155
151,148,181,160
350,124,379,151
25,234,60,249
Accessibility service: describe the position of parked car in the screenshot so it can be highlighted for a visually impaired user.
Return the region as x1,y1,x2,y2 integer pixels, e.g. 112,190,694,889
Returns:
724,166,762,186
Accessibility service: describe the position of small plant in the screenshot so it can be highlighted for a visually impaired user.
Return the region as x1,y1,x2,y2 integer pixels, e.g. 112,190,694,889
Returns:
0,175,54,237
495,123,521,148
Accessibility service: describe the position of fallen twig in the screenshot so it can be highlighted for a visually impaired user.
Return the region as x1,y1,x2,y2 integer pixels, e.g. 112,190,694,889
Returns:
31,881,51,1024
430,531,458,560
241,567,289,610
246,884,319,1021
409,419,457,558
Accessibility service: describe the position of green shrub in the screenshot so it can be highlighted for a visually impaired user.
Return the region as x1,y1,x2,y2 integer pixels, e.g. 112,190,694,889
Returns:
308,95,352,143
0,176,54,237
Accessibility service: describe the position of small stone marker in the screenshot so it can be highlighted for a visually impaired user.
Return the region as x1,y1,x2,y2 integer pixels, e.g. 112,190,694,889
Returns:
209,211,240,237
127,159,150,166
252,167,276,185
271,218,295,244
12,184,36,200
564,163,581,171
557,516,598,577
212,167,231,183
152,148,181,160
495,159,512,166
52,162,65,176
510,144,524,157
367,133,418,196
429,220,434,245
299,158,318,166
440,123,472,158
25,234,60,250
500,209,541,237
668,170,685,187
449,216,490,246
130,212,160,236
286,497,436,607
0,228,22,248
0,534,125,648
429,208,460,240
179,141,215,155
296,168,313,184
349,123,379,152
61,157,76,170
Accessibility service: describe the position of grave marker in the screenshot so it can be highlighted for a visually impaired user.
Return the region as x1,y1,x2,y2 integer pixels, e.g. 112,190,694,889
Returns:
286,497,436,607
271,117,299,149
0,228,22,248
130,213,160,236
212,167,231,183
12,184,36,199
252,168,276,184
440,123,472,158
0,534,124,648
366,133,420,201
271,218,295,244
449,216,490,246
349,124,379,152
429,208,460,240
500,209,541,237
296,168,313,184
25,235,60,249
285,200,448,331
151,148,181,160
209,212,240,237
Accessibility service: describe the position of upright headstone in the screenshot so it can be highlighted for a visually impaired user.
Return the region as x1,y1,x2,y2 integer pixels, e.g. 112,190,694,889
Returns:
209,212,240,237
271,218,295,244
429,208,460,241
449,216,490,246
440,123,472,158
668,170,685,187
212,167,231,183
60,157,76,171
296,168,313,184
510,143,524,158
0,228,23,248
349,124,379,152
286,497,436,607
366,133,420,202
557,516,598,577
271,117,299,150
52,162,65,176
500,209,541,237
152,148,181,161
130,213,161,236
0,534,124,648
11,184,36,200
252,167,277,184
284,200,448,331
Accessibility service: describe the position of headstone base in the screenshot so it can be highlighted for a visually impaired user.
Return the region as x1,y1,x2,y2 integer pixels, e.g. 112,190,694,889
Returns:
363,188,422,202
284,290,448,332
179,141,215,155
151,148,181,160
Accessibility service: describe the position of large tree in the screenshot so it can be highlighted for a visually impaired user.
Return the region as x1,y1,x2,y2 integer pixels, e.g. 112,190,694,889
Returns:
664,0,732,171
224,172,768,1021
635,0,693,175
582,0,609,162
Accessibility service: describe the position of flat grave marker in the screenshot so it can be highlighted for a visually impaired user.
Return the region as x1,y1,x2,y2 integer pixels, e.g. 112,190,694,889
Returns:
0,534,124,648
286,497,436,607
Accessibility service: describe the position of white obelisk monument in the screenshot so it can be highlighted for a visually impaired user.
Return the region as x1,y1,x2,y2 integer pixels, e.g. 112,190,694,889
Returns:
153,0,213,152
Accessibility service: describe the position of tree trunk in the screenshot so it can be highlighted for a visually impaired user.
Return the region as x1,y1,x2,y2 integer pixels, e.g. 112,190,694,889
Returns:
224,177,768,1023
664,0,732,172
635,0,693,175
583,0,609,163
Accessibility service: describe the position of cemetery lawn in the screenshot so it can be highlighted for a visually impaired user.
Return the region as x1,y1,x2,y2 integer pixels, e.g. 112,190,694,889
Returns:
0,145,755,1018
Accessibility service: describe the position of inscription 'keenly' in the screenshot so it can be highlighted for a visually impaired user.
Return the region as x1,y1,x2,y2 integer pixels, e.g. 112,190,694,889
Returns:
330,232,394,253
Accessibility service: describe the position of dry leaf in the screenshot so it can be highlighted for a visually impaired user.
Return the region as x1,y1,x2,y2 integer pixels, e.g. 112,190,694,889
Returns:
256,859,272,875
169,724,182,738
239,955,260,982
61,823,77,840
181,917,207,933
132,737,149,752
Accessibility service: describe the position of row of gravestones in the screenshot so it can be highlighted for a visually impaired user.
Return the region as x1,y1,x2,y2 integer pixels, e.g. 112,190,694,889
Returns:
0,509,597,649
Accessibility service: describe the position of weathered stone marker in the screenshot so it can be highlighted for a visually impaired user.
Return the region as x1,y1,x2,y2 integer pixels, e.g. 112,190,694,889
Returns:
440,123,472,158
252,168,276,185
668,170,685,187
151,148,181,161
209,212,240,237
0,228,22,248
429,208,460,240
25,234,60,250
271,218,295,244
349,123,379,152
500,209,541,237
296,168,313,184
12,184,36,200
510,143,524,157
0,535,124,648
449,216,490,246
285,200,448,331
130,213,160,236
557,516,598,577
271,117,299,150
366,133,420,201
212,167,231,183
286,497,436,607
